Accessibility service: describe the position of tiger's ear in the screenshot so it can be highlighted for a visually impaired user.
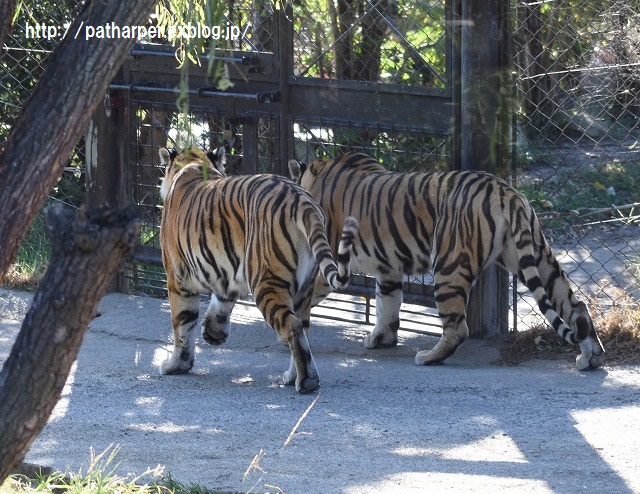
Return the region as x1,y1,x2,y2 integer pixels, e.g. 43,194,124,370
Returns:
207,147,226,175
159,148,177,167
159,147,171,166
288,159,305,182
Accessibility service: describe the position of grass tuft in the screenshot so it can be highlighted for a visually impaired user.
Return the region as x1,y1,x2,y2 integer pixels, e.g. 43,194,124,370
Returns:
0,446,229,494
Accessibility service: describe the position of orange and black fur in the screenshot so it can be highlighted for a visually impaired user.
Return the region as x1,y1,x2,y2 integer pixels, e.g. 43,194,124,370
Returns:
289,151,604,370
159,147,358,393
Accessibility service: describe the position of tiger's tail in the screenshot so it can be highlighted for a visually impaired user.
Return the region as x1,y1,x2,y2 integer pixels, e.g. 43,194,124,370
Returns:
306,215,358,290
511,206,591,345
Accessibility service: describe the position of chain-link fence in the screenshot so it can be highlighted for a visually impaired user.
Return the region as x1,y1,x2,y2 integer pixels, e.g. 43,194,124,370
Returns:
512,0,640,329
0,1,86,283
293,0,447,87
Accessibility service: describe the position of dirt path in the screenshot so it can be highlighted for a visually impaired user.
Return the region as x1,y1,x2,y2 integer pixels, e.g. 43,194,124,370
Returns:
2,288,640,493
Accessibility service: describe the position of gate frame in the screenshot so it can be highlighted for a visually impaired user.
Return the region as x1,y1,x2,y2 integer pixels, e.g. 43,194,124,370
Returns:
86,0,511,339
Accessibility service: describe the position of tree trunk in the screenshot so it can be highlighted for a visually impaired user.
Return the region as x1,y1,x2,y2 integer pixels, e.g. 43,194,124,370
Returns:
0,204,139,484
516,2,554,124
353,0,388,82
334,0,356,79
0,0,157,284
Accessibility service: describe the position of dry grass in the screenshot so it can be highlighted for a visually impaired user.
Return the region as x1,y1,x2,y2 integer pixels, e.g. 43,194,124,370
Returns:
499,291,640,366
2,266,42,292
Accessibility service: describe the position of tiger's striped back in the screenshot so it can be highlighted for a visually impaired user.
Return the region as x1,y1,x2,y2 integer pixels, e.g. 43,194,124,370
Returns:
289,151,604,371
159,147,358,393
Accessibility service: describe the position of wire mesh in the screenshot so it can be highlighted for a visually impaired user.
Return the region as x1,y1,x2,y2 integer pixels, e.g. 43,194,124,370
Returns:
293,0,448,87
6,0,638,338
512,0,640,329
291,118,449,171
124,99,282,295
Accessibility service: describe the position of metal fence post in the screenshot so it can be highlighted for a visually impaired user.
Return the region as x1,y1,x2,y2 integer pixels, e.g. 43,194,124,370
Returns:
85,88,129,291
276,3,293,175
459,0,510,338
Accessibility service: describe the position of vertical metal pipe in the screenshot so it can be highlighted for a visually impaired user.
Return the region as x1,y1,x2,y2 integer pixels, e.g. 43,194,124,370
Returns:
276,4,293,175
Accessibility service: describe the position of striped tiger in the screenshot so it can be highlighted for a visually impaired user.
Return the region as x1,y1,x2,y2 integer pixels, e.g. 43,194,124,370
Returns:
159,147,358,393
288,151,604,371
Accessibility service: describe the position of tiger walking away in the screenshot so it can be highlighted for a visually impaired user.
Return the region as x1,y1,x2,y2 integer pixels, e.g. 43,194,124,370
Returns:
159,147,358,393
289,151,605,371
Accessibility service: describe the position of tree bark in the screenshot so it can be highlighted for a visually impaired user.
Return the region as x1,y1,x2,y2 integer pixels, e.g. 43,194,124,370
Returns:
0,0,15,49
0,0,157,284
0,203,139,484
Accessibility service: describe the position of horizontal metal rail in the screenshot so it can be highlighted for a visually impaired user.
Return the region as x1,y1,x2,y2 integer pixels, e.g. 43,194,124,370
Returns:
109,83,279,103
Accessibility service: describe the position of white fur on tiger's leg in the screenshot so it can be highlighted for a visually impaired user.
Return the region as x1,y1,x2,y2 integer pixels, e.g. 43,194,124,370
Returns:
161,292,200,375
202,294,236,346
283,354,297,386
363,278,403,348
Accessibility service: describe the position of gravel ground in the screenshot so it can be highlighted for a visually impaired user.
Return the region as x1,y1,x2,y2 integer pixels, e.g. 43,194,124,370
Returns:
1,288,640,494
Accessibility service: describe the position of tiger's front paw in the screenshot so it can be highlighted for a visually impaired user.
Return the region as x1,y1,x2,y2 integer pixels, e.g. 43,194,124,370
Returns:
364,331,398,349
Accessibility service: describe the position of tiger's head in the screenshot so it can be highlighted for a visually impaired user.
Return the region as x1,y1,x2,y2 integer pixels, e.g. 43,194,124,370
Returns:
159,147,226,201
288,157,330,189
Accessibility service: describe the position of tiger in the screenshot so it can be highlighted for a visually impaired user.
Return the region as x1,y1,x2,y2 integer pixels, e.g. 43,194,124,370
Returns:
158,147,358,393
288,151,605,371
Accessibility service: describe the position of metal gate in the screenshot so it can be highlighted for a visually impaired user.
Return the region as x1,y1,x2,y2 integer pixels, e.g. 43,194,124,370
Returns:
88,0,511,338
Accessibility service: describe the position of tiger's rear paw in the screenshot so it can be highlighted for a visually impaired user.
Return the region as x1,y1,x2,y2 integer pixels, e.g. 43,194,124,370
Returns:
296,376,320,394
589,351,605,369
576,351,604,371
415,350,445,366
202,314,230,346
283,369,296,386
160,357,193,375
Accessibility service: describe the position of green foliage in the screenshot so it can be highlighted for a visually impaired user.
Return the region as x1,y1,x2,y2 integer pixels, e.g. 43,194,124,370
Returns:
3,209,51,290
293,0,447,87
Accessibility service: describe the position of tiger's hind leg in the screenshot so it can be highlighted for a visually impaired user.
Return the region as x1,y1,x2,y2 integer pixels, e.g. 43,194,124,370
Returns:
202,294,237,346
283,291,315,389
254,283,319,394
415,277,470,366
161,287,200,375
363,277,403,348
